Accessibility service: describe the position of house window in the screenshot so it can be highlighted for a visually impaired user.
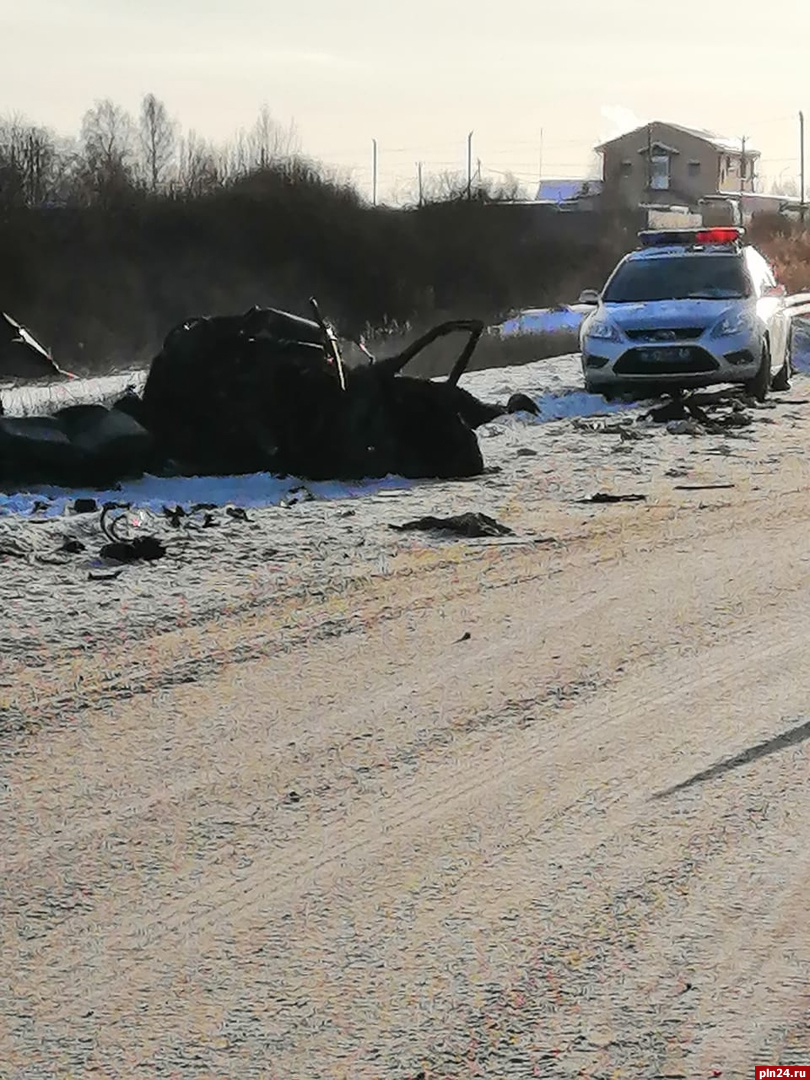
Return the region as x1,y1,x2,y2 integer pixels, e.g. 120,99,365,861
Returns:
620,159,632,176
688,160,701,177
650,153,670,190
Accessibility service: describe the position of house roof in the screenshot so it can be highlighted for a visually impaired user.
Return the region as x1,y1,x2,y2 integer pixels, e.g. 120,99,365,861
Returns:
535,178,602,203
595,121,760,158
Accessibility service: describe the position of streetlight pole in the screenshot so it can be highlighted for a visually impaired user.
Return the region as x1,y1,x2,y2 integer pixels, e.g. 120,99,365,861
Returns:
372,138,378,206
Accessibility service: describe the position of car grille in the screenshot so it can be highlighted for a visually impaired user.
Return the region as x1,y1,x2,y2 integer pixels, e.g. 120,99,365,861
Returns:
623,327,705,342
614,347,719,375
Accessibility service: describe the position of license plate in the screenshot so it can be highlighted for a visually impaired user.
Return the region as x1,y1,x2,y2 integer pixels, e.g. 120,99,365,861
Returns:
640,348,691,363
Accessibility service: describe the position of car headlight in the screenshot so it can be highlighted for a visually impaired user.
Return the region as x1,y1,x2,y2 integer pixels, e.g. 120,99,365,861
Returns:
710,309,758,338
585,318,621,342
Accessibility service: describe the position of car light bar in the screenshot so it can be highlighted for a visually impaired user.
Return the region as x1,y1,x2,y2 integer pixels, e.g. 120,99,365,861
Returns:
638,227,745,247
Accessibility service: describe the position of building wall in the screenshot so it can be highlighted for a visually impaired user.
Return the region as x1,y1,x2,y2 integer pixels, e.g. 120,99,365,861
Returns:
600,123,757,208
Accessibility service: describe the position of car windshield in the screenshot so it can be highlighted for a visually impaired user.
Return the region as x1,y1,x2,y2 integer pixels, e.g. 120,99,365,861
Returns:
603,254,751,303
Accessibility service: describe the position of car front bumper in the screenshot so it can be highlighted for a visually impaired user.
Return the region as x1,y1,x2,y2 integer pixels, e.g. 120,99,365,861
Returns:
581,328,764,390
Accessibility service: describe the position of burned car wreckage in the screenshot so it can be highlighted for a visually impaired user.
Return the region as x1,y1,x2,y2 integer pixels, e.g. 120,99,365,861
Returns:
0,303,535,489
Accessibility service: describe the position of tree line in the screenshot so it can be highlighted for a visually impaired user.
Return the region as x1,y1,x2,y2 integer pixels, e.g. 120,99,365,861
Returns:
0,95,527,209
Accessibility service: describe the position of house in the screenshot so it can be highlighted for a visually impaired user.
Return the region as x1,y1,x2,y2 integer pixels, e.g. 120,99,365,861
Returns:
595,121,760,211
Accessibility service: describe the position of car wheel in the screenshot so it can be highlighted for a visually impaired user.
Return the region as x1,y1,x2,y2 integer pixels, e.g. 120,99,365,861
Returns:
771,360,791,392
744,344,771,403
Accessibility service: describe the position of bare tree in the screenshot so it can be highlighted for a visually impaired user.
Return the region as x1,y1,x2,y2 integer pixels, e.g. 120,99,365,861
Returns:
138,93,178,193
220,128,251,183
480,171,526,201
770,176,798,198
80,99,136,202
0,113,62,207
247,105,300,169
420,169,469,202
178,130,220,197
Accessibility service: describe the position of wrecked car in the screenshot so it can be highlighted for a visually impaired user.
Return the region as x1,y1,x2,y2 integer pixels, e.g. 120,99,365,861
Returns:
137,303,509,482
0,302,524,489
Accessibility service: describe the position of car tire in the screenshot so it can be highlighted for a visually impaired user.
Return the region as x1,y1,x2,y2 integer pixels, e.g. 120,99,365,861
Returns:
771,360,791,392
744,344,771,403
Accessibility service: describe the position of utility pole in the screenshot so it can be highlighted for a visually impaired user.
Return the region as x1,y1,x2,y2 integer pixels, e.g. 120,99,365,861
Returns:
740,135,747,198
417,161,423,207
540,128,546,198
371,138,378,206
646,123,653,192
467,130,473,200
800,110,806,223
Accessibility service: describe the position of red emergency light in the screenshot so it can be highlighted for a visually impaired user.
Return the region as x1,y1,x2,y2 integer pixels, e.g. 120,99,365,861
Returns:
694,227,744,245
638,226,745,248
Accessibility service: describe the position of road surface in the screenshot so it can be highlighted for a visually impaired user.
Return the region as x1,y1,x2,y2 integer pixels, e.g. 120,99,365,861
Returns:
2,405,810,1079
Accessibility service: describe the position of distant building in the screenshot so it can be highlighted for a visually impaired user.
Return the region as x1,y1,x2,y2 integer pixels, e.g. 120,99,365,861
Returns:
595,121,760,211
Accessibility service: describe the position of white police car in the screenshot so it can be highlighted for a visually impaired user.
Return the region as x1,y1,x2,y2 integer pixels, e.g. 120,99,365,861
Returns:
579,227,790,401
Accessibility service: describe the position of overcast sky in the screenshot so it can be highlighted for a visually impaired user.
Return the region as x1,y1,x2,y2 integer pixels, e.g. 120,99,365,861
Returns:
4,0,806,200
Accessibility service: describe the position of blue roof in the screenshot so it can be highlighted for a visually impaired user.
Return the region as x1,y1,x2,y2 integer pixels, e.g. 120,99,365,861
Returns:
536,178,602,203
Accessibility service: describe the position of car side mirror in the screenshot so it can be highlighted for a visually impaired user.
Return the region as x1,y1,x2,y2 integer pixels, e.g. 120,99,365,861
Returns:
578,289,600,305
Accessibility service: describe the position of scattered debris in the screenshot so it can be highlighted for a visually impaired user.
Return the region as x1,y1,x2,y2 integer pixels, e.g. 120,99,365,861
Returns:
572,417,638,435
226,506,251,522
99,536,166,562
455,631,472,643
644,390,756,437
98,503,167,562
577,493,647,504
516,447,538,457
506,392,540,416
390,512,514,538
88,569,124,582
674,483,735,491
163,505,186,527
73,498,98,515
666,419,703,436
59,537,86,554
280,487,314,509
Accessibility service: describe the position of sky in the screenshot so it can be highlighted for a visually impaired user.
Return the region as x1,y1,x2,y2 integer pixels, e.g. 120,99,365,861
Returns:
3,0,807,203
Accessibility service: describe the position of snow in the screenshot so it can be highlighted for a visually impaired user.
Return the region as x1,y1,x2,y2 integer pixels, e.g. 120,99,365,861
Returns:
0,473,414,518
0,351,639,517
1,371,145,417
494,306,588,338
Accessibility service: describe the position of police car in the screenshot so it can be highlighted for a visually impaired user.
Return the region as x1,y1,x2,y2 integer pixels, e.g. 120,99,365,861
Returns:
579,227,790,401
